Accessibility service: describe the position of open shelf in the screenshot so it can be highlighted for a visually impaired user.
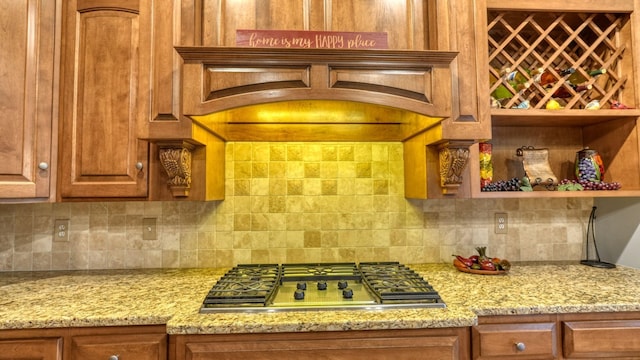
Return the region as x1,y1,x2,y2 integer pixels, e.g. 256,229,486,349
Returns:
473,3,640,198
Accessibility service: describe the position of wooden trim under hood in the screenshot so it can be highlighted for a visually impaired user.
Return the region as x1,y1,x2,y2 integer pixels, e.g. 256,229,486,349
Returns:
176,47,458,142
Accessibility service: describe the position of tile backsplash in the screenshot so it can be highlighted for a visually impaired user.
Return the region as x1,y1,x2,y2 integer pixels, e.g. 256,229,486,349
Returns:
0,142,593,271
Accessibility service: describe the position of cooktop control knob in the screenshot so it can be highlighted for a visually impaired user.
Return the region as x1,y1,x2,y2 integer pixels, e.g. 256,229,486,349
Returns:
296,282,307,290
337,280,349,289
342,288,354,299
317,280,327,290
294,289,305,300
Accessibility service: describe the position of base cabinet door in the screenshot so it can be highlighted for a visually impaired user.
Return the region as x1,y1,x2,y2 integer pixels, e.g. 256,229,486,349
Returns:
0,337,62,360
563,320,640,359
170,328,470,360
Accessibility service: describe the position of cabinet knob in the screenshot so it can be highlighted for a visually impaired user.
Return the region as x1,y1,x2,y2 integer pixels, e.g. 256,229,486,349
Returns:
515,342,526,352
135,162,143,170
108,356,119,360
38,162,49,170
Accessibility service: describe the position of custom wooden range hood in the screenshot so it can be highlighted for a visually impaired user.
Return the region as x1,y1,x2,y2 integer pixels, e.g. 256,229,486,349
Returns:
177,46,458,142
152,47,470,200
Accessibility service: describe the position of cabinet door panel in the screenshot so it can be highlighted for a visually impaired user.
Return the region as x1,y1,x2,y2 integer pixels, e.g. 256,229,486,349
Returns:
59,0,148,198
0,0,57,199
70,333,166,360
0,337,62,360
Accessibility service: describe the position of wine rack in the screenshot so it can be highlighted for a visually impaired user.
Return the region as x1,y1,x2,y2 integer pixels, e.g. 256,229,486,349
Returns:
474,3,640,198
488,11,632,110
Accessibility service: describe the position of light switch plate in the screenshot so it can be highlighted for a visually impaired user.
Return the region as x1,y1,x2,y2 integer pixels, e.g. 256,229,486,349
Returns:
143,218,157,240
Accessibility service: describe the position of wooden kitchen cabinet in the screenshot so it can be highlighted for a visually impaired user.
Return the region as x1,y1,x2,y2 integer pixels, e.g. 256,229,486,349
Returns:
169,328,471,360
0,0,60,201
469,0,640,198
475,312,640,360
67,325,167,360
57,0,152,199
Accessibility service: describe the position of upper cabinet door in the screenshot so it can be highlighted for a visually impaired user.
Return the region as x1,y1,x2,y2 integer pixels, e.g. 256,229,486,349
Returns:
58,0,149,199
0,0,58,200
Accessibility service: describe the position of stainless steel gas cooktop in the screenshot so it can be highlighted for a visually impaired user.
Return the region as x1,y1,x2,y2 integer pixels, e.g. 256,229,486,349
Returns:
200,262,445,313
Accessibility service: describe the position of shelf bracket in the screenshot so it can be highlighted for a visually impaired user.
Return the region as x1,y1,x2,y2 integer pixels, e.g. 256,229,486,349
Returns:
158,142,196,197
438,141,473,195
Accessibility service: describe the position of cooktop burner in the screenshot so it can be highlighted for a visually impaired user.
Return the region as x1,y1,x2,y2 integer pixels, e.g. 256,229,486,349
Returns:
200,262,445,313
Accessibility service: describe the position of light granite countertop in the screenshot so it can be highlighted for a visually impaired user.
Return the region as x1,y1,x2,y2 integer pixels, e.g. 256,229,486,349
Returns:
1,263,639,334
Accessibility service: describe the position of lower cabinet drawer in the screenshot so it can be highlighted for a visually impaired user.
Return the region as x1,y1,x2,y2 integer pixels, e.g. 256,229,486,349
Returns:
563,320,640,358
70,332,167,360
472,322,557,359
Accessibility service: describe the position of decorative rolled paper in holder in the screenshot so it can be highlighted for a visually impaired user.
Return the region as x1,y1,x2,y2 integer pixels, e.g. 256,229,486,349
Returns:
516,146,558,190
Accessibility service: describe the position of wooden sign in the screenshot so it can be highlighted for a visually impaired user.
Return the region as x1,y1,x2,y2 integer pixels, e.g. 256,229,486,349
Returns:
236,29,388,49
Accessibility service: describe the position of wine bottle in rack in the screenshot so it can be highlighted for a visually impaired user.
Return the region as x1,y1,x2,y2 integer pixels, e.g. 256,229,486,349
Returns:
567,68,607,86
501,68,531,90
531,68,575,87
552,83,592,98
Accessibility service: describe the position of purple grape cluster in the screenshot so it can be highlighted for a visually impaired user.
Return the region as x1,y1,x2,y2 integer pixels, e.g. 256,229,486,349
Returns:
481,177,522,191
577,157,598,181
559,178,622,190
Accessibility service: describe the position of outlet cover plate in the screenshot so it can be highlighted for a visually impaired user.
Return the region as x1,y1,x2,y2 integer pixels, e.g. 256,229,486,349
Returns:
495,212,508,234
143,218,157,240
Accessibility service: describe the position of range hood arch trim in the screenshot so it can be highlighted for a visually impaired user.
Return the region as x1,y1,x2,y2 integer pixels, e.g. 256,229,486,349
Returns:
177,47,458,142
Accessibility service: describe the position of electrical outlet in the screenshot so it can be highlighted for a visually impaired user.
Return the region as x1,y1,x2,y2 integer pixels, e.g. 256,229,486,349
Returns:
495,212,508,234
143,218,157,240
54,219,70,242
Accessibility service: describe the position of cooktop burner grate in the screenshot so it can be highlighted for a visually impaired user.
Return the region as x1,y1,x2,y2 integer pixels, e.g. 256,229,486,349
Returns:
202,264,280,306
201,262,445,312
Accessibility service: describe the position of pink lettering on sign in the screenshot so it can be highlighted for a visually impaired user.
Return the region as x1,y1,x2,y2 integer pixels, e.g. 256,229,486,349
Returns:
236,30,388,49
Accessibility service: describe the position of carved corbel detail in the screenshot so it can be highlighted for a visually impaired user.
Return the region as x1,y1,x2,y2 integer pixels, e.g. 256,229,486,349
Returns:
438,141,474,195
159,143,195,197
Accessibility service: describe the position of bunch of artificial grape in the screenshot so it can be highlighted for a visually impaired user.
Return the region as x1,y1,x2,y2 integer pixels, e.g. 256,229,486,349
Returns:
481,177,522,191
576,157,598,181
558,178,622,190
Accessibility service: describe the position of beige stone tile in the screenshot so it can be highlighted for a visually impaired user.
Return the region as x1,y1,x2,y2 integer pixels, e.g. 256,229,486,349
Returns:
304,162,320,178
321,180,337,195
252,162,269,178
287,180,303,195
234,162,252,179
322,145,337,161
356,162,371,178
303,144,322,161
234,143,253,161
286,144,304,161
338,145,354,161
233,214,251,231
252,143,270,161
270,144,286,161
269,178,287,195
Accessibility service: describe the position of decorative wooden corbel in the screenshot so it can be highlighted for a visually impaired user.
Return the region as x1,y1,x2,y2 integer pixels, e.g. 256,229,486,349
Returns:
158,142,195,197
438,141,473,195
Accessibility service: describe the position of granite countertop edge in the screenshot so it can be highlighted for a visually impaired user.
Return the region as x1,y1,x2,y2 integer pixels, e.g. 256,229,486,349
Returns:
0,263,639,334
